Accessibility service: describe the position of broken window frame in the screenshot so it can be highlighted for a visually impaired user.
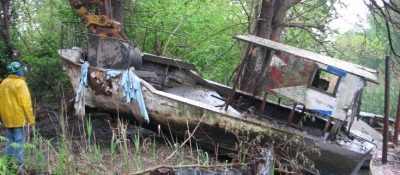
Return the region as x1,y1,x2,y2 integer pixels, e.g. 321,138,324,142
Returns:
309,68,342,96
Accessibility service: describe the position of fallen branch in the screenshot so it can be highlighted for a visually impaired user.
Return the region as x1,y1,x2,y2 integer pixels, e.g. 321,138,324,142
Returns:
129,163,235,175
161,114,206,165
283,22,325,32
79,157,111,174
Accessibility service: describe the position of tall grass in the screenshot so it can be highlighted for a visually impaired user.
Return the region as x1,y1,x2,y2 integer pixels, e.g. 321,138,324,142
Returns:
362,82,399,118
0,103,216,174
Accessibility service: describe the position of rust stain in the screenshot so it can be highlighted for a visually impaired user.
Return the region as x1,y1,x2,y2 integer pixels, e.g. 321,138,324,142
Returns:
217,119,232,129
87,69,113,96
163,113,171,118
65,65,78,78
266,51,316,94
148,110,171,118
149,110,160,116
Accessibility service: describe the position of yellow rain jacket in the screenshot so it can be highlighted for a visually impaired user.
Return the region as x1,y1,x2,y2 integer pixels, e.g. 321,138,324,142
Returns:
0,74,35,128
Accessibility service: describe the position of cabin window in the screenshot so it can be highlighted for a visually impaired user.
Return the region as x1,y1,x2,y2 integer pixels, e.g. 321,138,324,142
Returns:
310,68,340,95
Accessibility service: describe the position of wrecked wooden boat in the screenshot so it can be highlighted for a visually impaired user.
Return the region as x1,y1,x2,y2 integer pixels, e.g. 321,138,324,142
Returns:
59,30,382,174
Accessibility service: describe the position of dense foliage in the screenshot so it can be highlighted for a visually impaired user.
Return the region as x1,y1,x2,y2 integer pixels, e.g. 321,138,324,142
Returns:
0,0,397,117
0,0,76,101
128,0,247,84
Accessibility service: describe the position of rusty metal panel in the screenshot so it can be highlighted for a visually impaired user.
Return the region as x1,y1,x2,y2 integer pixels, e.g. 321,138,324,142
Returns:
265,51,317,91
271,62,366,120
234,35,378,83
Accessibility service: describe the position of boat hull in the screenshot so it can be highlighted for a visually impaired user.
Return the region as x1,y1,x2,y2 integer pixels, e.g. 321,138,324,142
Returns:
59,48,374,174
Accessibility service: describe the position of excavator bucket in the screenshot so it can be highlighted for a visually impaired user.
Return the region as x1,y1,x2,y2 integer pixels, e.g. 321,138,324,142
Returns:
87,35,142,69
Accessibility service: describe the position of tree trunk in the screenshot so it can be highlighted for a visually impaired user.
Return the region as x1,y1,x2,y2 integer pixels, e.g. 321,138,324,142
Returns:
113,0,124,23
239,0,301,94
1,0,15,60
256,0,274,39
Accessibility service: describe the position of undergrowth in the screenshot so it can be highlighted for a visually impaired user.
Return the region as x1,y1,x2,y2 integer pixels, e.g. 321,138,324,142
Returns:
0,96,319,175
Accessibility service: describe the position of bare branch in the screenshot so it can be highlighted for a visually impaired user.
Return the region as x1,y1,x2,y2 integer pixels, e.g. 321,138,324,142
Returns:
22,3,56,52
200,41,237,73
284,22,325,32
383,0,400,14
238,0,251,20
193,19,256,49
385,20,400,58
304,29,327,49
368,0,400,62
161,114,206,165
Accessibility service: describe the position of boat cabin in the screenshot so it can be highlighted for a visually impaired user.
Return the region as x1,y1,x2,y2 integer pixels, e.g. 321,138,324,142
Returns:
233,35,379,121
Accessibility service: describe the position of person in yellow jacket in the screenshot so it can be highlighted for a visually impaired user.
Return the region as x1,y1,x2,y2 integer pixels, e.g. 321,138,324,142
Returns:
0,62,35,167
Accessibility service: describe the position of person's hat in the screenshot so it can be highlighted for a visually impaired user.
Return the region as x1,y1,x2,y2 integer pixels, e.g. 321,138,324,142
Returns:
7,62,22,74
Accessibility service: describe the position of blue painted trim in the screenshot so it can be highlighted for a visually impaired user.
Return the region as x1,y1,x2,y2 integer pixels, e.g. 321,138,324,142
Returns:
327,66,347,77
313,109,332,116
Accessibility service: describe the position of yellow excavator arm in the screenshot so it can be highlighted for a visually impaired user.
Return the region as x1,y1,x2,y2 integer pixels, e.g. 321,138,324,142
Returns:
68,0,142,69
69,0,121,38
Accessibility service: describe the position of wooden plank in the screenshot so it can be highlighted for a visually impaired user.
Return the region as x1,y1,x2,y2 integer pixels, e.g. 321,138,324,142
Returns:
188,71,231,97
143,53,198,71
133,70,159,78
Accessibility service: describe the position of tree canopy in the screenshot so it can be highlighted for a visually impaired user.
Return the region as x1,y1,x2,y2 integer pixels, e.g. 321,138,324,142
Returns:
365,0,400,65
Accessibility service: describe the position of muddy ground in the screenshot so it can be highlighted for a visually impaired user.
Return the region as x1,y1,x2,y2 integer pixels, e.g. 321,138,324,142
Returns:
33,103,150,150
0,103,145,149
0,102,226,174
0,103,380,175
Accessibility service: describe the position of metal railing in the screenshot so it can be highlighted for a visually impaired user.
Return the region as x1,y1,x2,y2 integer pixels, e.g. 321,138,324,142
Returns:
60,22,189,60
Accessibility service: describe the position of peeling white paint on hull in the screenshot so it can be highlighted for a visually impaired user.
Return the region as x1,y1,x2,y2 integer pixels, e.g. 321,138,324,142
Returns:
59,48,379,174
